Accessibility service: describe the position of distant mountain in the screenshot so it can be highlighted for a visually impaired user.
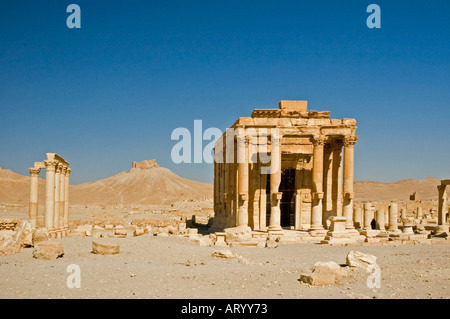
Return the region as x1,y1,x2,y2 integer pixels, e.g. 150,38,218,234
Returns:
70,160,213,205
354,177,441,201
0,160,213,206
0,162,443,206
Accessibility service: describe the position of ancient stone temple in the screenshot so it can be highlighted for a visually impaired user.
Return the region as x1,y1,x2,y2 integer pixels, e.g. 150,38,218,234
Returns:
28,153,71,238
213,100,358,236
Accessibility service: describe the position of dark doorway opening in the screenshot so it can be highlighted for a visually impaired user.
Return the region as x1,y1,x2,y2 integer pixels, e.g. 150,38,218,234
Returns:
265,169,296,228
280,169,296,227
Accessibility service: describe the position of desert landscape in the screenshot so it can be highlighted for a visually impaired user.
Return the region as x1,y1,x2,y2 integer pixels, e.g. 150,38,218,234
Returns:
1,1,449,305
0,158,448,299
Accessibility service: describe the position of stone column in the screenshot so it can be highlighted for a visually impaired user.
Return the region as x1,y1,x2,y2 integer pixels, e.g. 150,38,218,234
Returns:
388,203,400,233
309,135,326,235
363,203,373,230
59,166,67,237
64,168,71,235
54,164,62,238
28,168,41,228
294,158,306,230
268,129,283,233
354,206,362,229
259,172,267,230
343,136,358,230
331,140,343,217
237,129,249,227
400,208,407,220
436,184,449,234
384,209,389,228
44,160,57,237
416,206,423,219
323,144,333,222
376,209,385,231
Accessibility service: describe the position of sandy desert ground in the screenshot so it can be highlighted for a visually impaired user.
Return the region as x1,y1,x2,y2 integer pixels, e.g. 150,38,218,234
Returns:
0,213,449,299
0,234,449,299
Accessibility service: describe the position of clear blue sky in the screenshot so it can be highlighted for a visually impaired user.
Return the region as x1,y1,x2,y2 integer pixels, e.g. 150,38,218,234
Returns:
0,0,449,185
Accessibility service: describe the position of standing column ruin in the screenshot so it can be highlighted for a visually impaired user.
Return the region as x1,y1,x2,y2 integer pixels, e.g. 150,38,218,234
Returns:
63,168,71,236
28,168,41,228
268,129,283,233
44,160,57,237
54,164,62,238
237,128,249,227
309,135,326,235
388,202,400,233
343,135,358,231
436,181,449,234
30,153,70,238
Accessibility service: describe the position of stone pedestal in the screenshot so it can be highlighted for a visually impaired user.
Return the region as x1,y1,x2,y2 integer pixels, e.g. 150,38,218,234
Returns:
401,218,415,235
320,217,357,245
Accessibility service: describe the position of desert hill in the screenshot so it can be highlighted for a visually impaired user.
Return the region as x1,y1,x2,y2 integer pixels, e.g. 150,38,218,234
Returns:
354,177,441,202
70,160,212,205
0,160,213,206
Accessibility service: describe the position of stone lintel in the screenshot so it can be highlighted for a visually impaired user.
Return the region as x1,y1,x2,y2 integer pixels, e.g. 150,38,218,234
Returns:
46,153,69,166
278,100,308,112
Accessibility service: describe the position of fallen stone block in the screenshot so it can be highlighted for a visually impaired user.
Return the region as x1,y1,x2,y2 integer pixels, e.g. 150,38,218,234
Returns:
313,261,348,277
224,226,252,243
114,229,127,238
14,220,33,247
299,272,336,286
32,228,50,244
133,228,145,237
0,235,21,256
32,241,64,260
92,241,120,255
346,250,377,270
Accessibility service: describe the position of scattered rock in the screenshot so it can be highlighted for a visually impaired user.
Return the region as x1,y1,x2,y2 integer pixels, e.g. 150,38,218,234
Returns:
14,220,33,247
32,228,50,244
0,233,21,256
32,241,64,260
346,250,377,269
212,249,235,259
299,261,349,286
224,226,252,243
133,228,145,237
313,261,349,277
300,272,336,286
92,241,120,255
114,229,127,238
211,249,249,264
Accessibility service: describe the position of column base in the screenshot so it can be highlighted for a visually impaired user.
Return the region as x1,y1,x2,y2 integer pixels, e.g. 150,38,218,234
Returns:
309,227,328,237
268,225,284,236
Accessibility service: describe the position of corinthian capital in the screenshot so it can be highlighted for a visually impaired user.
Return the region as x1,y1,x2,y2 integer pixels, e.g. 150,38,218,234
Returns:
29,168,41,176
343,135,359,147
44,160,59,171
311,135,326,147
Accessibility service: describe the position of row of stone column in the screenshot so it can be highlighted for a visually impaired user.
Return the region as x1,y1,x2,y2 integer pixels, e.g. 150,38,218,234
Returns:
354,203,401,232
231,131,358,234
309,135,358,235
28,157,71,238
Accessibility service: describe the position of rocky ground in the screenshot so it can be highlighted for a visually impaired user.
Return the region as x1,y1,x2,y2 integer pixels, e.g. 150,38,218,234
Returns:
0,204,449,299
0,232,449,299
